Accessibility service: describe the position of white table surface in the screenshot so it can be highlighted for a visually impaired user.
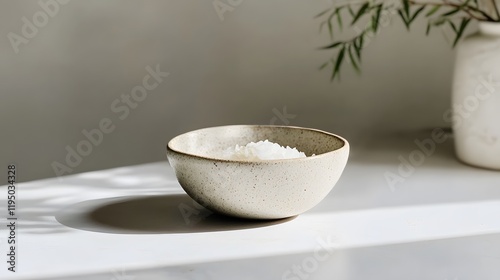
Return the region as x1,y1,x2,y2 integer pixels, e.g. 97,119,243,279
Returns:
1,132,500,280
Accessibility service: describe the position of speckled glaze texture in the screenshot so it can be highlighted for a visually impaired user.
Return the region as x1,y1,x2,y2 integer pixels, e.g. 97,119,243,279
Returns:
166,125,349,219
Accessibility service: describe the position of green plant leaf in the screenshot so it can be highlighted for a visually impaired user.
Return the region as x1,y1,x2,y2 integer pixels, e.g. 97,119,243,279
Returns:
319,61,330,70
448,20,457,32
319,42,343,49
397,10,410,29
433,17,447,26
402,0,410,17
409,6,426,24
453,18,471,47
347,45,360,73
371,16,377,33
348,5,355,17
426,5,441,17
328,19,333,39
372,4,383,32
353,37,362,61
426,21,432,35
327,10,336,39
315,8,331,18
442,8,460,17
332,46,346,81
351,3,370,25
336,8,343,31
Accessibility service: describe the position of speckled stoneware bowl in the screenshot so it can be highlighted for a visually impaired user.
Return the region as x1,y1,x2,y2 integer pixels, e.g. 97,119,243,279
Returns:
166,125,349,219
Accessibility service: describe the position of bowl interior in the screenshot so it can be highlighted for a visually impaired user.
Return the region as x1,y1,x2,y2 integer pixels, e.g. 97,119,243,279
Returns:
168,125,346,160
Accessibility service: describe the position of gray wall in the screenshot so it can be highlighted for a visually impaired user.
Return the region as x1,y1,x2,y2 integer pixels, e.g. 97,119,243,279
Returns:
0,0,457,182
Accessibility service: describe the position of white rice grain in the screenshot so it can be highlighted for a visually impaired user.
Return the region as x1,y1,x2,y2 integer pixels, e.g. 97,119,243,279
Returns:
223,140,308,160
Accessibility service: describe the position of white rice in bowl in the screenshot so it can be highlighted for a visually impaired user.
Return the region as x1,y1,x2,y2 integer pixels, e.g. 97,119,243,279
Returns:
223,139,311,161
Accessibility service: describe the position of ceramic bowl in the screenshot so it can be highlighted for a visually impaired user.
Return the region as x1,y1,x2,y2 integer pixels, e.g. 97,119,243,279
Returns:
166,125,349,219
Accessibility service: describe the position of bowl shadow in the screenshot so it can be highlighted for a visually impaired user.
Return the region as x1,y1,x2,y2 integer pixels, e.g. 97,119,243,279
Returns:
55,194,295,234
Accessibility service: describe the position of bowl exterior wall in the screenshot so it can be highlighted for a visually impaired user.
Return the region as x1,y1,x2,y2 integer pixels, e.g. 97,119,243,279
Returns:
167,146,349,219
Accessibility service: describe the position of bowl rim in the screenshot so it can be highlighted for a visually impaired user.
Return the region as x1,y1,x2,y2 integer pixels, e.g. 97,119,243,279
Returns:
166,125,349,164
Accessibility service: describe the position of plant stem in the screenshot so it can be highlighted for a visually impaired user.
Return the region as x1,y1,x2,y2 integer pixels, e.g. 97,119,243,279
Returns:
409,0,496,20
492,0,500,19
464,5,496,20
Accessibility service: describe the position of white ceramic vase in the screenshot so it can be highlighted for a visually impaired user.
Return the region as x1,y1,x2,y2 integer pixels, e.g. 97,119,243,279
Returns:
452,21,500,170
